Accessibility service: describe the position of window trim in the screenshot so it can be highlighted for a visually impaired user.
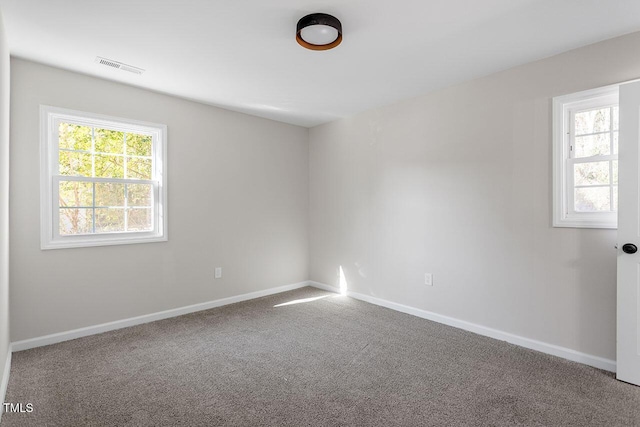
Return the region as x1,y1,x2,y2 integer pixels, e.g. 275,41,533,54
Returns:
40,105,168,249
552,85,619,229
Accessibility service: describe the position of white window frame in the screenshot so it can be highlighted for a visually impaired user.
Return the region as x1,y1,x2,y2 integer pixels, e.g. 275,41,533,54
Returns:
552,85,619,229
40,105,168,249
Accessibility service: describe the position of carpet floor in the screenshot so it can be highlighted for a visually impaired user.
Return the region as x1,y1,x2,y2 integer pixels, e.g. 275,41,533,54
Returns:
2,286,640,426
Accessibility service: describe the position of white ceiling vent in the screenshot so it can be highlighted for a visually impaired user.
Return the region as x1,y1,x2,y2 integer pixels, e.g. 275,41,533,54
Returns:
95,57,144,75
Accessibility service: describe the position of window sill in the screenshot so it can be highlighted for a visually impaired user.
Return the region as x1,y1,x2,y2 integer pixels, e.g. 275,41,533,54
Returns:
553,217,617,229
41,234,168,250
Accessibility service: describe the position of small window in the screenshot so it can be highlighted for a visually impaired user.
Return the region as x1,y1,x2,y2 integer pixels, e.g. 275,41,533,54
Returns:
553,86,619,229
40,106,167,249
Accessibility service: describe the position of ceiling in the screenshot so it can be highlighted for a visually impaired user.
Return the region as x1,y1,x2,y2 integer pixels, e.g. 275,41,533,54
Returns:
2,1,640,127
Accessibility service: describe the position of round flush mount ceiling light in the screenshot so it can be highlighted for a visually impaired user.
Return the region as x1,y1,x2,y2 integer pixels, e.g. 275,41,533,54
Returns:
296,13,342,51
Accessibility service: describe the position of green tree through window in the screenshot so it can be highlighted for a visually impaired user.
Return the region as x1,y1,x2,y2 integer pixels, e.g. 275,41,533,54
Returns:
58,124,155,235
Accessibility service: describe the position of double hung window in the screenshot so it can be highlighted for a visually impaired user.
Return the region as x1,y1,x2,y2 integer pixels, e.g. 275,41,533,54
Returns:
553,86,618,229
40,106,167,249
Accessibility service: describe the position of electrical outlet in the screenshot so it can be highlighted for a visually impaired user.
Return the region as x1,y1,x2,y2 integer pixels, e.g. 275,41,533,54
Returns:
215,267,222,279
424,273,433,286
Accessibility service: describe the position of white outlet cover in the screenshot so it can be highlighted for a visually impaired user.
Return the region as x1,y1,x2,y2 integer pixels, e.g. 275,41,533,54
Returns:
215,267,222,279
425,273,433,286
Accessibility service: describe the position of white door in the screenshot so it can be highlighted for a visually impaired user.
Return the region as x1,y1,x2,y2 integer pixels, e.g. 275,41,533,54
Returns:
617,80,640,386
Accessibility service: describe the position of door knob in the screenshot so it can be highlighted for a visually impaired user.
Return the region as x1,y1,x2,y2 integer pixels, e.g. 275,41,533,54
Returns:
622,243,638,254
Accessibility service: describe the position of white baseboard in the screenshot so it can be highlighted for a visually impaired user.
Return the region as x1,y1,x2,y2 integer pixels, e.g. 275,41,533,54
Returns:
0,346,11,423
11,281,311,352
308,281,616,373
10,280,616,373
307,281,339,293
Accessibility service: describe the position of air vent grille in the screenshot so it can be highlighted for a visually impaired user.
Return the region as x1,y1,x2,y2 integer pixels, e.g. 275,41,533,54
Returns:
95,57,145,75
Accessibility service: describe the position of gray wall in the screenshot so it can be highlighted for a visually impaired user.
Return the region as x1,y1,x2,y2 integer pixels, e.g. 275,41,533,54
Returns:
0,7,10,391
10,58,309,341
309,32,640,361
8,29,640,362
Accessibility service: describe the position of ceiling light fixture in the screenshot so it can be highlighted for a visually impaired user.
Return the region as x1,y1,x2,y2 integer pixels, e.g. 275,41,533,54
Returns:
296,13,342,51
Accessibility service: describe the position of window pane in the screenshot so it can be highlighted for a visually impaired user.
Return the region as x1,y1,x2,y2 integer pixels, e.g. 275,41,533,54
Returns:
613,106,619,131
95,182,125,207
59,150,92,176
127,208,152,231
574,161,610,186
574,133,610,158
612,160,618,184
126,133,152,157
613,186,618,212
613,131,618,154
127,157,152,180
59,181,93,207
575,187,611,212
59,208,93,235
59,123,92,151
95,208,125,233
575,108,611,135
94,154,124,178
95,129,124,154
127,184,153,207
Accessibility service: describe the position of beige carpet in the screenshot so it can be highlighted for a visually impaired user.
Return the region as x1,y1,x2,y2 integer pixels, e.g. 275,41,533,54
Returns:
3,287,640,426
